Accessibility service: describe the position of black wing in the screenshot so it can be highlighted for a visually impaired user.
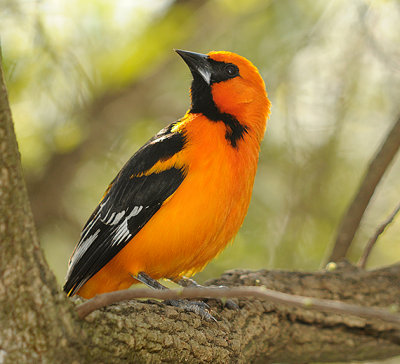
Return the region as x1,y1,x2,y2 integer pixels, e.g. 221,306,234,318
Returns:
64,123,187,296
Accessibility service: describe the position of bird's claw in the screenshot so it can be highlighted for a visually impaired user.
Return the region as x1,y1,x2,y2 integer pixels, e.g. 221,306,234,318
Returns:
176,278,239,311
206,285,239,310
223,298,239,310
204,296,239,310
165,299,217,322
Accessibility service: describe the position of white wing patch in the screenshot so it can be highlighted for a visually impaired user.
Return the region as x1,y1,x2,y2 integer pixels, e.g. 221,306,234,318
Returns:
79,213,100,243
111,205,143,246
67,203,146,276
68,228,101,268
101,210,126,225
129,205,143,217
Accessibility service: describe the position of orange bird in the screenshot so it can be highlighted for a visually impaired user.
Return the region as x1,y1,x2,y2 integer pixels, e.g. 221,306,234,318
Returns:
64,50,271,299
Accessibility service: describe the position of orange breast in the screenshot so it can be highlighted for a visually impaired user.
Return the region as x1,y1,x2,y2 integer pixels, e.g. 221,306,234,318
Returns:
78,114,260,298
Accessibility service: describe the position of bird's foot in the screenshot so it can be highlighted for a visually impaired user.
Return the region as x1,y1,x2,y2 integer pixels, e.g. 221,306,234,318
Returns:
133,272,217,321
165,299,217,322
176,277,239,310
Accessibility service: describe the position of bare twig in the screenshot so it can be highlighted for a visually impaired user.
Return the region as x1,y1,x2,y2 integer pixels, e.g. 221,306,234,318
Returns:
328,116,400,262
75,286,400,327
358,202,400,268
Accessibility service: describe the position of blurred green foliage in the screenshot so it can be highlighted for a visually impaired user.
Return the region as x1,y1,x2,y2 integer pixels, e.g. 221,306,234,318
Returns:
1,0,399,291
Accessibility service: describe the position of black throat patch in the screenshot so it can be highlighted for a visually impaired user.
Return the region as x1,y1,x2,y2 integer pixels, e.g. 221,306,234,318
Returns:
189,73,248,148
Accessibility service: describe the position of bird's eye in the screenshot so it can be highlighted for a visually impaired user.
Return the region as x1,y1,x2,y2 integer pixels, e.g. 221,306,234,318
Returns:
225,64,239,77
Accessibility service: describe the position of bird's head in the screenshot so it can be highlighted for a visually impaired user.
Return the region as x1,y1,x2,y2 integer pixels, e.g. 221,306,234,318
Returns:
176,49,271,143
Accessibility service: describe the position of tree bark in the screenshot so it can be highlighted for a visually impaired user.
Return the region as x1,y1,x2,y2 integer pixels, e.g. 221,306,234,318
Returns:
0,53,84,364
79,263,400,364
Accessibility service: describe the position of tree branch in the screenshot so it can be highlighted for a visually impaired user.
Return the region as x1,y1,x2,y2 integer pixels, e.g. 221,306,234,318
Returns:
328,116,400,262
358,202,400,268
76,285,400,326
79,263,400,363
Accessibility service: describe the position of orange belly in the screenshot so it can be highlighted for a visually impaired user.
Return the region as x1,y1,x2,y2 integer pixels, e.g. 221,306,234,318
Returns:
78,117,259,299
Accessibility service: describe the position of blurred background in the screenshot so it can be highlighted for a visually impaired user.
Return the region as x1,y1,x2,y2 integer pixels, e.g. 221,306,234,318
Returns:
1,0,399,296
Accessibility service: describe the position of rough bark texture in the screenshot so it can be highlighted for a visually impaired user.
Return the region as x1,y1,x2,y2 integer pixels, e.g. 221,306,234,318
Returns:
79,263,400,364
0,55,83,364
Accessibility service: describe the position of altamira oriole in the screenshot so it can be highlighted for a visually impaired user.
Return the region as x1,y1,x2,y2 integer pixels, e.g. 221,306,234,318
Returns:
64,50,271,299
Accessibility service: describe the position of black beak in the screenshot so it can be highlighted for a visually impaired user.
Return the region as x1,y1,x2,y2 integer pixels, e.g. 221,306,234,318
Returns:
175,49,212,85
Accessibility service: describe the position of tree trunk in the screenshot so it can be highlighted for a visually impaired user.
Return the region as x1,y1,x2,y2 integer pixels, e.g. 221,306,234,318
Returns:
0,54,83,364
